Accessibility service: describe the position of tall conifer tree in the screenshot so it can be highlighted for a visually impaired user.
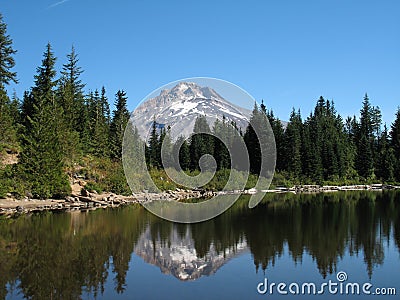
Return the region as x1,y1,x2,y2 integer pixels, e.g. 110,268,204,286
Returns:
0,13,18,152
18,43,70,198
390,108,400,181
110,90,130,160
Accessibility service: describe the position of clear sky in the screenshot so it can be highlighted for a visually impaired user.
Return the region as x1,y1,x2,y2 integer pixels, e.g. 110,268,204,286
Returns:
2,0,399,125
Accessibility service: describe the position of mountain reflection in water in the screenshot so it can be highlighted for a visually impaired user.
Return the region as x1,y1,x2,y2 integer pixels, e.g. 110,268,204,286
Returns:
0,191,399,299
134,225,248,281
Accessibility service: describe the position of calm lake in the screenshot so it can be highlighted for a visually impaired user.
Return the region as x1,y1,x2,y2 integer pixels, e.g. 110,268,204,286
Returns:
1,191,400,299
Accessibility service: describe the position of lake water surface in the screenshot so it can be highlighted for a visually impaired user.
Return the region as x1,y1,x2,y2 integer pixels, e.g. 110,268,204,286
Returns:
1,191,400,299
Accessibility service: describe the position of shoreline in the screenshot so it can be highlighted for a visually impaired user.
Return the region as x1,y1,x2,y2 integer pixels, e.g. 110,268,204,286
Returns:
1,184,399,217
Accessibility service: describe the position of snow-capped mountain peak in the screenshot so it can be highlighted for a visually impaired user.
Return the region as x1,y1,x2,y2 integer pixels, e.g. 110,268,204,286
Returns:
132,82,251,140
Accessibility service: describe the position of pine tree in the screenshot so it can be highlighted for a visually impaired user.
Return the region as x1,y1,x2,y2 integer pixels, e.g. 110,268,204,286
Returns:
110,90,130,160
88,88,111,157
56,47,86,162
0,89,18,151
302,115,322,181
312,98,347,180
0,13,17,88
59,46,85,130
159,125,174,169
189,115,213,171
343,116,358,180
356,94,375,179
0,13,18,152
244,101,275,177
212,117,230,170
283,109,303,179
100,86,111,126
376,125,395,181
145,117,158,168
244,103,261,175
390,108,400,181
18,43,70,198
267,109,285,171
174,136,190,171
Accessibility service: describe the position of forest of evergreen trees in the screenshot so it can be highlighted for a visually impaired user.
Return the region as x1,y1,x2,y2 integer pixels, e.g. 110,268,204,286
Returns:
1,13,400,199
0,14,130,198
144,96,400,188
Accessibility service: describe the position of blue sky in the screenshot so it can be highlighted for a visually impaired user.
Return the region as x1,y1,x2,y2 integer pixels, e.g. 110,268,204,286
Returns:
2,0,399,124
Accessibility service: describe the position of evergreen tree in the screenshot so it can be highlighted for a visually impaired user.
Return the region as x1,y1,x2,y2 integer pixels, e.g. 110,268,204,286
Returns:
212,117,230,170
174,136,190,171
0,89,18,151
0,13,18,151
21,91,34,128
56,47,86,162
88,88,111,157
18,43,70,198
343,116,358,179
159,125,173,169
100,86,111,126
244,103,261,175
356,94,376,179
267,109,285,171
59,46,85,130
376,125,395,181
244,101,275,177
284,109,303,179
110,90,130,160
310,98,347,180
146,117,159,168
390,108,400,181
189,115,213,171
0,13,17,87
302,115,322,181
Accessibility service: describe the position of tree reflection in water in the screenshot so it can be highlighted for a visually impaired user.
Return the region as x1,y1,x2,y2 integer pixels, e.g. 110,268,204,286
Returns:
0,191,399,299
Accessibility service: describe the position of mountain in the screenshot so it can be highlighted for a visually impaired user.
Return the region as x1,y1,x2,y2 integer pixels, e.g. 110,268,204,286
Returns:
134,225,248,281
132,82,252,140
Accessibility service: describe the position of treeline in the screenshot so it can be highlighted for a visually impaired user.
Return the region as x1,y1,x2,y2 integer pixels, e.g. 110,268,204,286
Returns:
145,115,243,171
147,96,400,186
0,14,130,198
271,96,400,184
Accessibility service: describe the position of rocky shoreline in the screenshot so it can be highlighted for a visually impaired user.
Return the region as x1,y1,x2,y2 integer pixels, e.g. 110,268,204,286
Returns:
0,184,399,217
265,183,400,194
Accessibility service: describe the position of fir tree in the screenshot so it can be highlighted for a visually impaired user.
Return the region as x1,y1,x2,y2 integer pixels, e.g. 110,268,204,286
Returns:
159,125,173,169
18,43,70,198
390,108,400,181
57,47,86,162
0,13,18,151
356,94,376,179
146,117,159,168
110,90,130,159
284,109,303,179
244,103,262,175
59,46,85,130
88,88,111,157
376,125,395,181
343,116,358,179
212,117,230,170
189,115,213,171
0,89,18,151
0,13,17,87
267,109,285,171
174,136,190,171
